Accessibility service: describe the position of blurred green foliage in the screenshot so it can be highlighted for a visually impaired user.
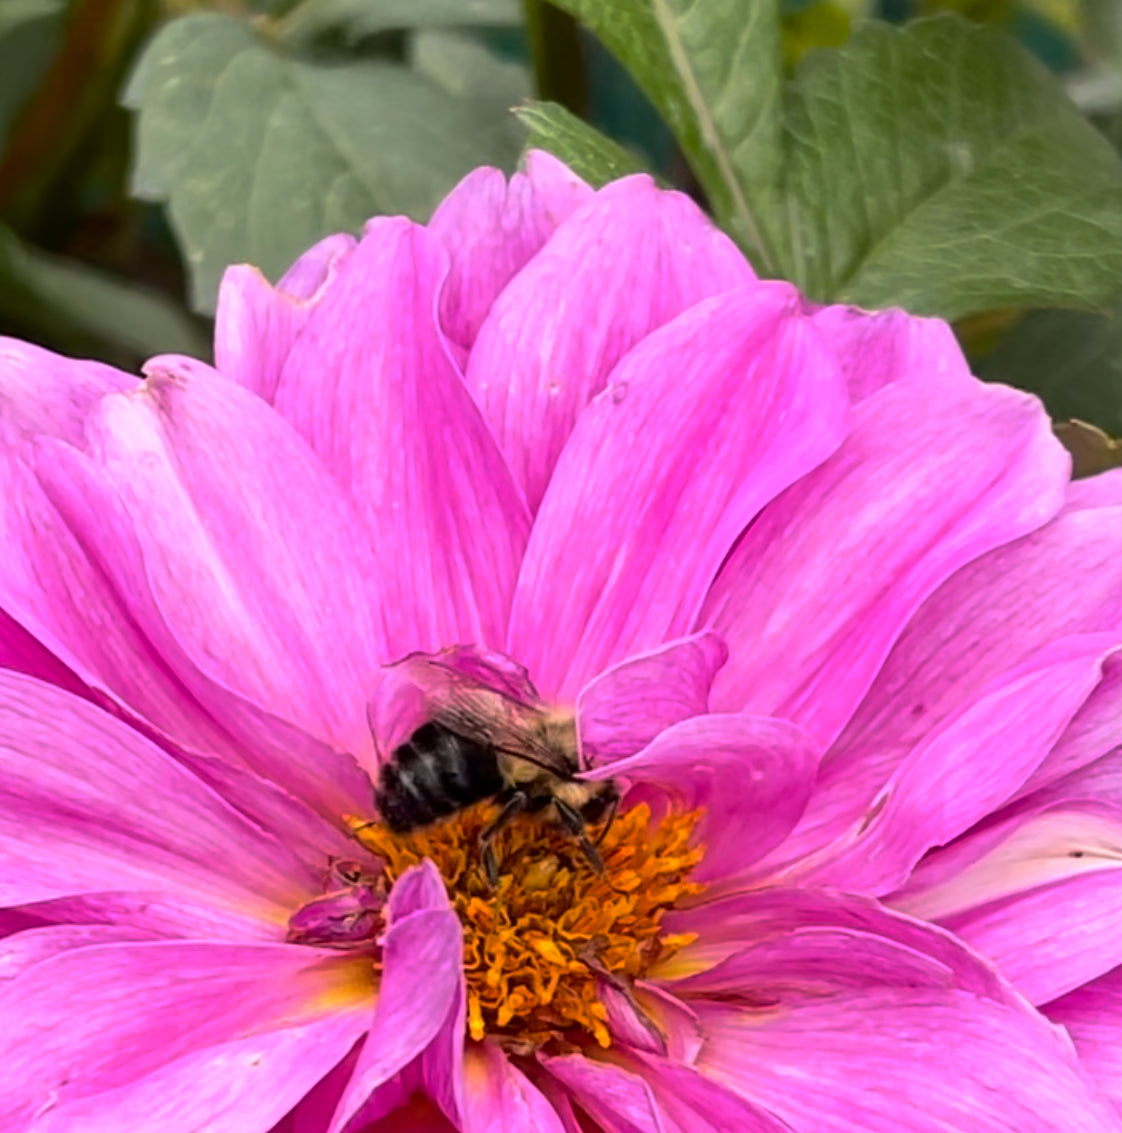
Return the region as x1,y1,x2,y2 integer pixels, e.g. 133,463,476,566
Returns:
0,0,1119,446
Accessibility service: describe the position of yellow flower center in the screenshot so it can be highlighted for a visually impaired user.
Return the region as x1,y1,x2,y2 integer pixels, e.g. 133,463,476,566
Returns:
349,802,704,1051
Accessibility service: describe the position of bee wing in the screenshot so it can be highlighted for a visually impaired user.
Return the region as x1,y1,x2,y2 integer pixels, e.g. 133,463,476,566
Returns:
433,686,575,778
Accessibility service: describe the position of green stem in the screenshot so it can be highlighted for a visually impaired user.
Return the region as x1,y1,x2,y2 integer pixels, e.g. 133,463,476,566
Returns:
523,0,587,117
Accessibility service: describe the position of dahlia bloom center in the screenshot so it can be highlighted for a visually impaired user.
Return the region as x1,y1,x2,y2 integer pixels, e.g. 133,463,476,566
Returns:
349,802,704,1050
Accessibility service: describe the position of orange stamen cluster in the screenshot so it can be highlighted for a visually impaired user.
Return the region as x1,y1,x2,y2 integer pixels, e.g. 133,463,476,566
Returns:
349,803,704,1051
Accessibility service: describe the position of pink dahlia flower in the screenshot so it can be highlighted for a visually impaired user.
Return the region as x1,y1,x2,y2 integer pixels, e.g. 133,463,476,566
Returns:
0,152,1120,1131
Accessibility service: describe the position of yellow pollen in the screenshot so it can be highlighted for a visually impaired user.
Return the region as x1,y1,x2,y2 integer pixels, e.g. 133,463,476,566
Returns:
348,803,704,1051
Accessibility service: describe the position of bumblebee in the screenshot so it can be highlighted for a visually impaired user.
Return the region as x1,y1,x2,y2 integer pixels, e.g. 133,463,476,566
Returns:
374,676,619,885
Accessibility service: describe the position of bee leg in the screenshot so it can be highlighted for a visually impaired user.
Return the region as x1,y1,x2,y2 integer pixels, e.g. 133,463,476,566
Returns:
479,791,528,887
593,794,620,849
554,799,605,875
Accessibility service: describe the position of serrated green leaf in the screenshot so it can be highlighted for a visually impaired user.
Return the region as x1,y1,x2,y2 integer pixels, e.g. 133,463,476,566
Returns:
0,225,208,363
549,0,783,272
977,303,1122,433
515,101,651,186
124,12,521,312
783,17,1122,317
275,0,519,44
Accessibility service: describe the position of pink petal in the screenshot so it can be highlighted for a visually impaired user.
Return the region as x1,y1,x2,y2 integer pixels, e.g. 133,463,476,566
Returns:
0,941,372,1132
633,982,704,1066
941,863,1122,1004
510,283,848,700
274,218,531,656
214,234,356,403
806,633,1119,895
585,714,819,884
0,924,159,982
809,304,971,401
890,800,1122,1005
695,991,1121,1133
1047,968,1122,1114
657,887,1010,1004
890,801,1122,920
703,376,1067,744
428,151,593,354
278,232,359,299
175,743,368,870
0,337,135,442
827,501,1122,799
1066,469,1122,511
465,174,756,512
461,1041,566,1133
0,608,89,699
624,1052,794,1133
54,358,387,762
599,979,705,1063
1015,651,1122,799
541,1055,662,1133
330,863,463,1133
577,632,728,764
0,671,319,937
0,439,238,763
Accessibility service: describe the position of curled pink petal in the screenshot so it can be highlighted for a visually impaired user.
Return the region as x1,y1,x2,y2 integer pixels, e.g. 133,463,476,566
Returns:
1066,468,1122,511
577,632,728,764
329,864,463,1133
586,714,819,884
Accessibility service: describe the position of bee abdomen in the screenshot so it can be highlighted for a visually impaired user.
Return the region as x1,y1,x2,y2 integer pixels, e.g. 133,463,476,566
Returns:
374,722,504,833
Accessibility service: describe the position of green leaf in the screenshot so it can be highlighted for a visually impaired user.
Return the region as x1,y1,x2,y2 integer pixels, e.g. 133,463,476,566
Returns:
125,12,521,313
411,28,531,121
783,17,1122,317
976,303,1122,433
0,225,208,364
275,0,519,44
515,101,652,186
548,0,784,272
